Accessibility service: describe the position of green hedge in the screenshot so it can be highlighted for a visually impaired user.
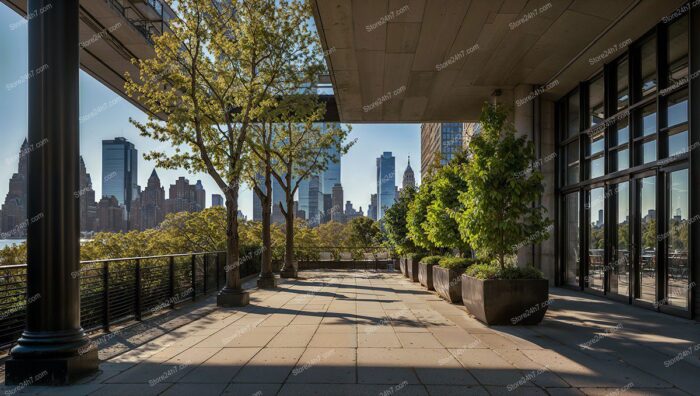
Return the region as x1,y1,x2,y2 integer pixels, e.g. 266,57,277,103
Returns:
438,257,481,273
419,255,443,265
465,264,544,280
406,252,427,261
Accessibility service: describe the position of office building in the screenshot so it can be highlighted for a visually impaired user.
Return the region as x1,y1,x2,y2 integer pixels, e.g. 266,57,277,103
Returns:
165,177,204,214
420,123,465,177
401,156,416,190
212,194,224,207
102,137,139,215
331,183,344,222
376,152,396,220
129,169,166,231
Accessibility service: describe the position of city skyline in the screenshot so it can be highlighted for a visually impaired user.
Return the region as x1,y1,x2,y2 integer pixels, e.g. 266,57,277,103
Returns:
0,5,420,222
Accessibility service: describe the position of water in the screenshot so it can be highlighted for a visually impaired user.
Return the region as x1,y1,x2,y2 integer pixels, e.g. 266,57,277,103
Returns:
0,239,25,249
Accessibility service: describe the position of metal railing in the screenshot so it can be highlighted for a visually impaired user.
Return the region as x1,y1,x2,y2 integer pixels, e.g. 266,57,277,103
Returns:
0,251,261,350
296,246,392,262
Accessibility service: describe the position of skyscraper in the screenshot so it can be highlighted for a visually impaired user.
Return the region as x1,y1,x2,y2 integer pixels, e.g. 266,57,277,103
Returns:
212,194,224,207
194,180,206,211
331,183,344,222
420,123,464,177
252,173,266,222
0,139,29,237
102,137,139,214
130,169,166,231
271,176,286,224
320,123,342,194
165,176,204,214
377,152,396,220
78,157,97,233
402,156,416,190
368,194,378,221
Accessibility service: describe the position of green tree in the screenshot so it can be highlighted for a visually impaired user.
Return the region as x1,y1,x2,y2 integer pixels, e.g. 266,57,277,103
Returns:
268,96,352,276
407,180,437,252
124,0,316,302
425,154,470,255
458,103,551,269
383,186,416,254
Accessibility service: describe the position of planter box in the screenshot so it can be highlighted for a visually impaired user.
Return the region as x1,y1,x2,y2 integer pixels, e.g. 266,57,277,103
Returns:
406,258,419,282
433,266,462,303
418,262,437,290
461,275,549,325
400,258,407,277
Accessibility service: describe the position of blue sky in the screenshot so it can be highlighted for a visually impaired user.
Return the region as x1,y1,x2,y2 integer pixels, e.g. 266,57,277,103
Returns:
0,5,420,218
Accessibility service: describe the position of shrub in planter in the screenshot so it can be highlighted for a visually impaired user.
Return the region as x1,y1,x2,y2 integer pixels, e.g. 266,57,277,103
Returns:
405,252,425,282
400,257,408,276
462,264,549,325
433,257,479,303
456,103,552,326
418,256,442,290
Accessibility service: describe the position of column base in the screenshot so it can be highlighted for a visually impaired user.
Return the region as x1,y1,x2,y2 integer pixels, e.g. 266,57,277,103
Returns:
280,267,298,278
217,288,250,307
257,275,278,289
4,348,98,386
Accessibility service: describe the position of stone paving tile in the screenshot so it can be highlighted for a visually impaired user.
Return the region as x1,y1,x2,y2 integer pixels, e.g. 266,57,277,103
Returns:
267,325,317,348
232,347,305,383
159,383,227,396
278,383,430,396
308,331,357,348
222,383,281,395
286,347,356,384
396,332,444,348
177,347,259,383
358,331,402,348
425,385,489,395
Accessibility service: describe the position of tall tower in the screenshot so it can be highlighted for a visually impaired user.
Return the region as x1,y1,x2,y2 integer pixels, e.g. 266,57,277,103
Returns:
377,152,396,220
102,137,138,213
402,156,416,189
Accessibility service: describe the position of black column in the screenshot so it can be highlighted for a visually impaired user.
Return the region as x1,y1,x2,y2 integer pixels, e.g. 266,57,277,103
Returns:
5,0,98,385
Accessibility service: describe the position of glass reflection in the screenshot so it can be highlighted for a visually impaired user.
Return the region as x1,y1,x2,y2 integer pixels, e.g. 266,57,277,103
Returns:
667,91,688,128
638,176,656,303
589,77,605,126
566,193,580,287
668,16,689,86
640,37,656,99
568,92,580,137
588,188,605,291
667,169,689,309
611,182,630,297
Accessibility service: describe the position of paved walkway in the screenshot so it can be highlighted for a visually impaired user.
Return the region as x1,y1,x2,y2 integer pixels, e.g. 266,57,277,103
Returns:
2,269,700,395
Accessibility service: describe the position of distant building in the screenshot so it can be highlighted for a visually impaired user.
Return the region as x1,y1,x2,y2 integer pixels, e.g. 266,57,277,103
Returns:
194,180,206,211
102,137,139,214
331,183,344,222
271,177,285,224
307,175,323,226
237,210,247,221
96,196,126,233
420,123,464,177
212,194,224,207
166,176,204,214
368,194,378,221
402,156,416,190
344,201,363,223
377,152,396,220
0,139,29,237
130,169,166,231
78,157,97,232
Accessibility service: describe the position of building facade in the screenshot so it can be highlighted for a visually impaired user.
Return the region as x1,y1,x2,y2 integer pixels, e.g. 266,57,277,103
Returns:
376,152,396,220
130,169,166,231
212,194,224,207
420,123,464,177
102,137,139,214
402,156,416,190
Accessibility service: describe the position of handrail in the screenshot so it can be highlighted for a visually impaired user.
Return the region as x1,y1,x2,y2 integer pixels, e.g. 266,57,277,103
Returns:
0,251,227,268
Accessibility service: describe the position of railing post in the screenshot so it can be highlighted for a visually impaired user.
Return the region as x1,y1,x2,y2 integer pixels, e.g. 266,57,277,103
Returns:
191,254,196,301
203,254,208,295
169,255,175,309
103,261,110,332
215,253,220,290
135,259,142,321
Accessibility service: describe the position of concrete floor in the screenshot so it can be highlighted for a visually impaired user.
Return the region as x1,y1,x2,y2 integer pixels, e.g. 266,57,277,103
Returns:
2,269,700,395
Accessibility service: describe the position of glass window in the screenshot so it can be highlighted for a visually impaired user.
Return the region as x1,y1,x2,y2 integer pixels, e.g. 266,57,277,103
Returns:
587,188,605,291
667,127,689,159
589,76,605,127
590,157,605,179
666,169,689,309
611,181,630,297
617,59,629,111
566,141,580,185
668,16,689,86
568,92,580,137
612,148,629,172
589,130,605,156
666,89,688,128
638,176,656,303
565,192,580,287
639,104,657,137
639,37,657,99
614,118,629,147
637,140,657,165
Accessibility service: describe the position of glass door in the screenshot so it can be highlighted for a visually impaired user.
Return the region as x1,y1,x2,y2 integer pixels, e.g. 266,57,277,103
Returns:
564,192,580,287
634,175,657,303
609,181,630,298
665,168,690,310
586,188,605,292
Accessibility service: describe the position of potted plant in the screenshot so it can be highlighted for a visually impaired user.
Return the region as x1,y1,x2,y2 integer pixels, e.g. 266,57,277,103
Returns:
462,264,548,325
433,257,477,303
405,252,425,282
400,256,408,277
418,256,442,290
456,103,552,326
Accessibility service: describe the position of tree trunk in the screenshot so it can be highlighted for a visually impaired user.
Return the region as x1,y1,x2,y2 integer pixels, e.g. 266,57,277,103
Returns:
225,190,241,290
258,165,275,287
217,185,249,306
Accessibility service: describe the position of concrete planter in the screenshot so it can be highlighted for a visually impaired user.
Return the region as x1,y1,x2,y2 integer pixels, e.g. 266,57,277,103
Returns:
400,257,408,277
392,258,400,272
432,266,462,303
461,275,549,325
406,258,419,282
418,262,437,290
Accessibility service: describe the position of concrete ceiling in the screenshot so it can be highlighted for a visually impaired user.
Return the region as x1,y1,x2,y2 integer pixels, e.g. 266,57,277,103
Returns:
313,0,687,123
